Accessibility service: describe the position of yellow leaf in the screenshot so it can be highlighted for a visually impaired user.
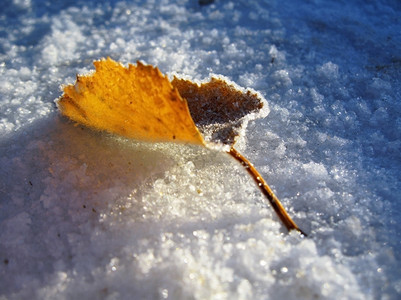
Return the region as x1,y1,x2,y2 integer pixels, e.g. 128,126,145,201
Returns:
56,57,306,236
57,57,205,146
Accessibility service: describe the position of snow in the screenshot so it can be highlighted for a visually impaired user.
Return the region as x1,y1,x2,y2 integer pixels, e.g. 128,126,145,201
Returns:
1,0,401,299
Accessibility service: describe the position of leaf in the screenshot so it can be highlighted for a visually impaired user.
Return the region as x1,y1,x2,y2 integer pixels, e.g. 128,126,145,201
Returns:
57,57,205,145
56,57,306,236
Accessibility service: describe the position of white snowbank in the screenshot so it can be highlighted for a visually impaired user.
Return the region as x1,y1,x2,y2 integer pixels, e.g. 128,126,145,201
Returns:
1,0,400,299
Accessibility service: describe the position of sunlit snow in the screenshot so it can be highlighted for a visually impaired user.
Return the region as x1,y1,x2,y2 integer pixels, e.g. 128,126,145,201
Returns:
1,0,400,299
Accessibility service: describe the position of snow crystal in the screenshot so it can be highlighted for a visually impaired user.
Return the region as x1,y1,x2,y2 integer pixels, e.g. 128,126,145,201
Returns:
1,0,401,299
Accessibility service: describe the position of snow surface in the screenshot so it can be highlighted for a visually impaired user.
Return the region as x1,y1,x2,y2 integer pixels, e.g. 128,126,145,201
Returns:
1,0,401,299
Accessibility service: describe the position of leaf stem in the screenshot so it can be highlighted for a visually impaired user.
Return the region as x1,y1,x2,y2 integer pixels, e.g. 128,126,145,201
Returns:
228,147,307,236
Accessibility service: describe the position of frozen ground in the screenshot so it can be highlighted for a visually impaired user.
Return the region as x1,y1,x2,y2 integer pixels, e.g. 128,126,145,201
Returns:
1,0,401,299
